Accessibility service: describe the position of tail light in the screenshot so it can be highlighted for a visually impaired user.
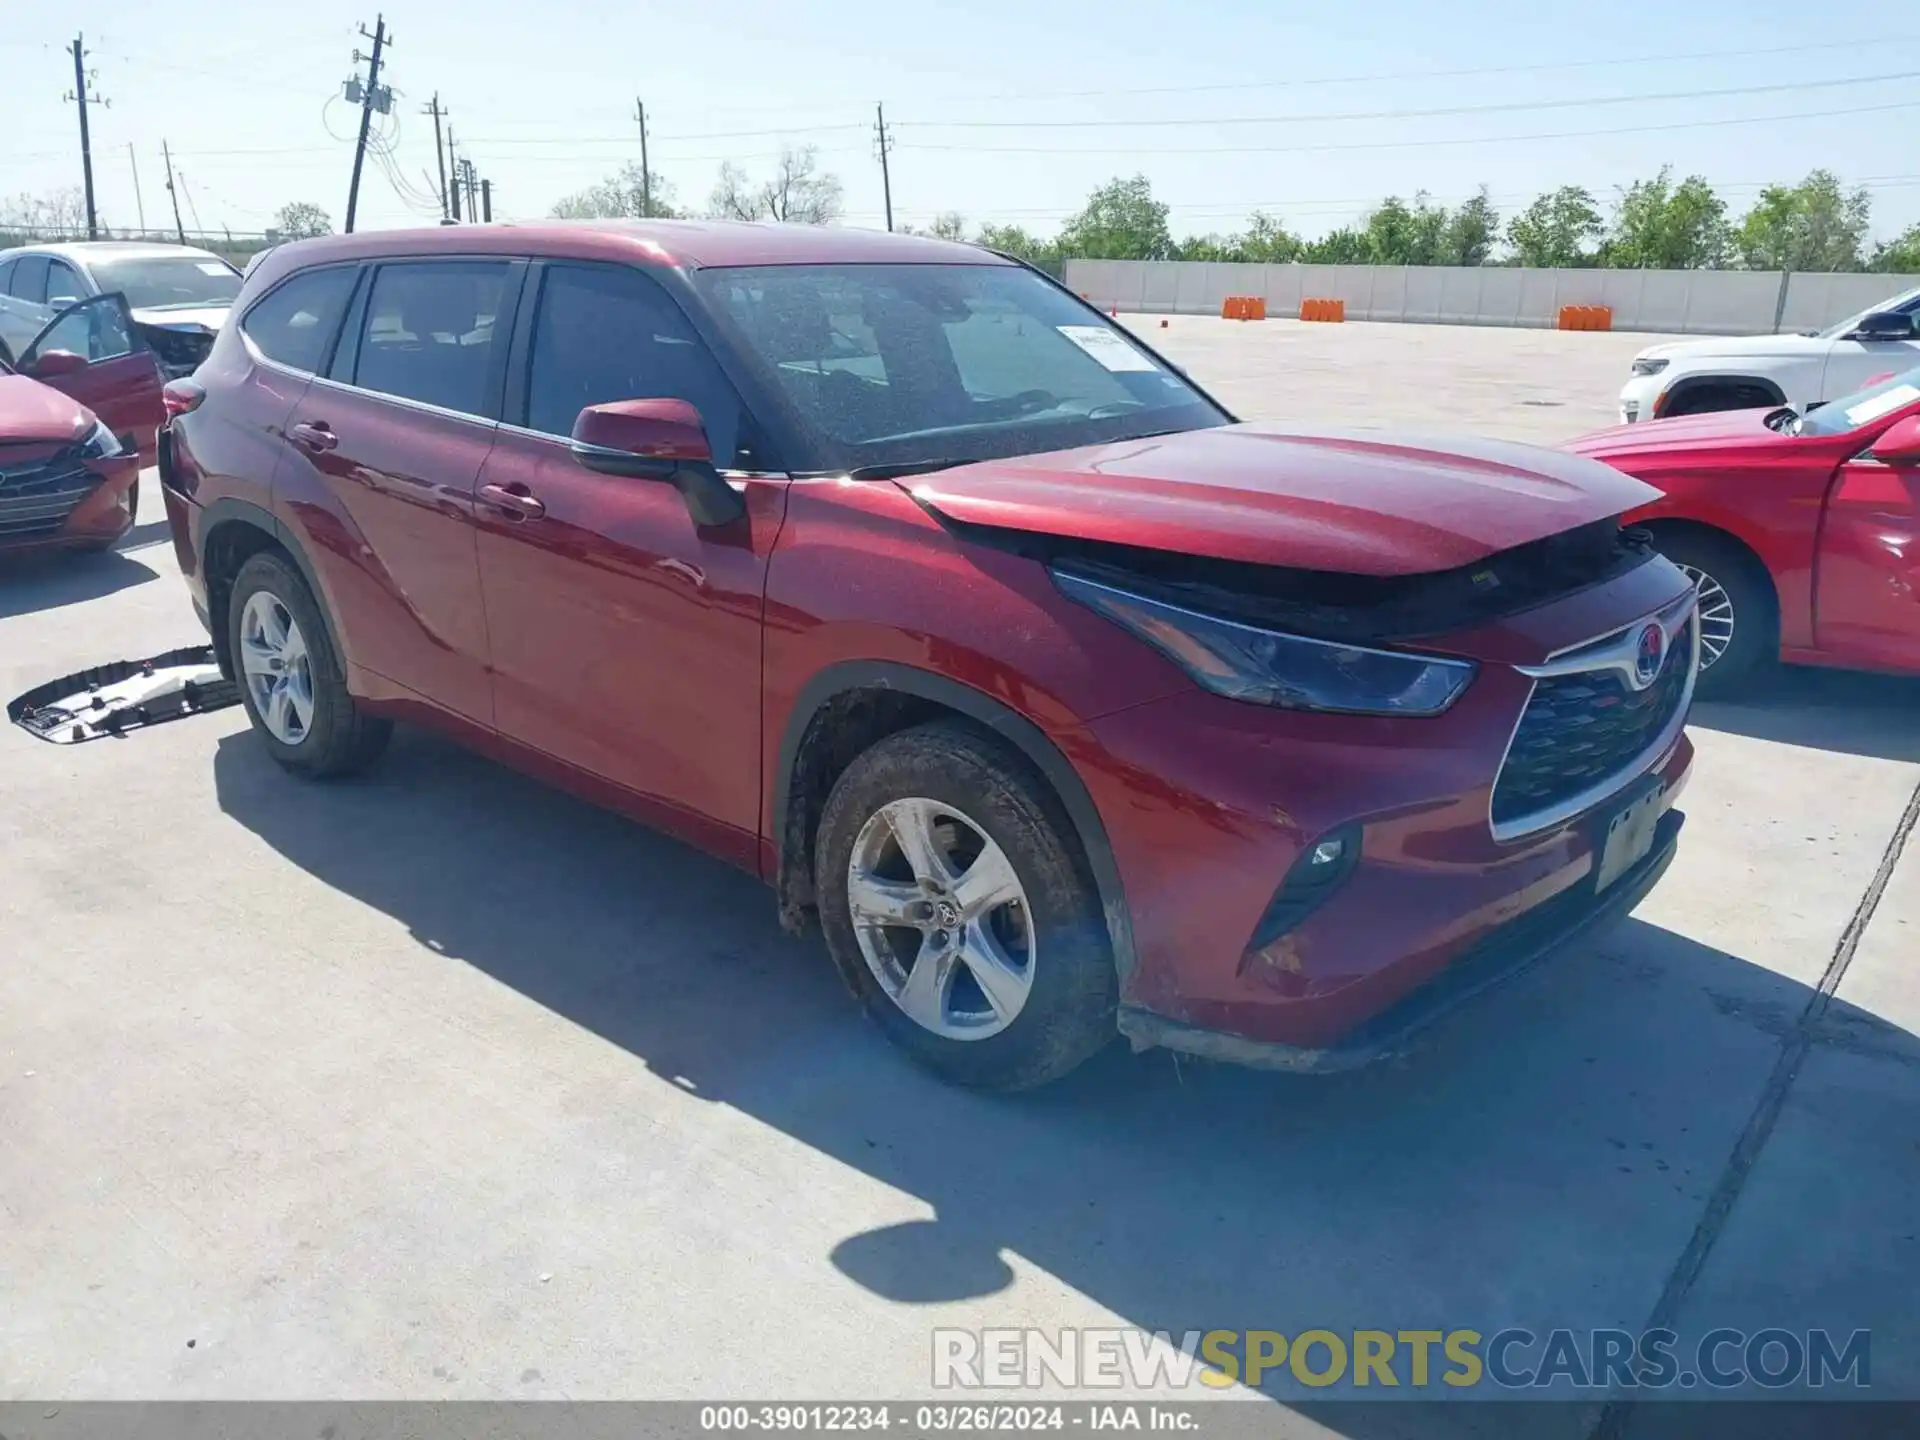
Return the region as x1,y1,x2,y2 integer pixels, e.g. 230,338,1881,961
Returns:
162,378,205,419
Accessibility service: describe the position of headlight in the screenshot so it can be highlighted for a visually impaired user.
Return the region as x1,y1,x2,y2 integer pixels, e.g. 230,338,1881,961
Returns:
79,419,123,458
1630,357,1669,377
1054,570,1477,717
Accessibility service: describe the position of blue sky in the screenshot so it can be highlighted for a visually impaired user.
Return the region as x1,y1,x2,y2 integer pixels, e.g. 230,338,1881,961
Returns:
7,1,1918,244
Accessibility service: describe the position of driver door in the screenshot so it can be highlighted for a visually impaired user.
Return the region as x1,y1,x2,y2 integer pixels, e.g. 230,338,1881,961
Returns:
19,293,165,465
1822,305,1920,400
1816,434,1920,672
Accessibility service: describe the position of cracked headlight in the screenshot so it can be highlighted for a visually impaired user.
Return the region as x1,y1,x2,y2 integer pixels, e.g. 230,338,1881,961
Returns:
1055,570,1477,717
79,419,124,459
1630,357,1670,377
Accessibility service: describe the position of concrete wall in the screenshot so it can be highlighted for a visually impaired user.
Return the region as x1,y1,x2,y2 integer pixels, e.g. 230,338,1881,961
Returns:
1062,259,1920,336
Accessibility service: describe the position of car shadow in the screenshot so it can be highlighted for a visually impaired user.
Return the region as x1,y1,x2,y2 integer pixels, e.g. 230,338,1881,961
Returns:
211,728,1916,1438
1691,666,1920,764
0,546,157,620
115,517,177,552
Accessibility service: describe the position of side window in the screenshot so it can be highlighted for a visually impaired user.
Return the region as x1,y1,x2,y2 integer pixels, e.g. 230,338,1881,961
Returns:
241,267,358,374
28,294,137,365
352,260,511,416
12,256,50,305
525,263,748,466
44,261,87,308
0,259,16,296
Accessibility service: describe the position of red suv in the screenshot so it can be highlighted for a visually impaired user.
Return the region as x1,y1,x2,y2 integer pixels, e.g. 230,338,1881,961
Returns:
158,221,1698,1089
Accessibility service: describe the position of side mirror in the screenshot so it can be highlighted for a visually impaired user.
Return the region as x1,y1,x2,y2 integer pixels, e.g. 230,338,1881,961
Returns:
1869,414,1920,466
1851,311,1916,341
570,398,746,528
27,349,89,379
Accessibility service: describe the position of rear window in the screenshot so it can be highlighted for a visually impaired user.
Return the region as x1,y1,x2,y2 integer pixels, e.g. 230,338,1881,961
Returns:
242,267,359,374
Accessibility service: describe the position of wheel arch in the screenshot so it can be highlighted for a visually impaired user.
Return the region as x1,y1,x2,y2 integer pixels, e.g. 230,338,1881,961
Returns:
1656,373,1788,417
197,498,341,681
773,661,1139,988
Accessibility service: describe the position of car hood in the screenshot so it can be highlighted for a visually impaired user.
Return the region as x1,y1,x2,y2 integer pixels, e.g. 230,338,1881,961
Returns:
0,373,95,445
129,305,229,333
905,424,1659,576
1562,406,1782,461
1634,333,1826,364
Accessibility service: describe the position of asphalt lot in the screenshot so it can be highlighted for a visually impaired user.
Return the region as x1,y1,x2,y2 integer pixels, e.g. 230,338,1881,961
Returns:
3,317,1918,1435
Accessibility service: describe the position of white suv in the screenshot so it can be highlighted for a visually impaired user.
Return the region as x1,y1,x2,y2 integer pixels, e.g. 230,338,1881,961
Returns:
1617,283,1920,422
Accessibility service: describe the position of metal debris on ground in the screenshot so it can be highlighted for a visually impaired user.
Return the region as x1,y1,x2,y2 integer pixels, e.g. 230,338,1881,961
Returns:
7,645,240,744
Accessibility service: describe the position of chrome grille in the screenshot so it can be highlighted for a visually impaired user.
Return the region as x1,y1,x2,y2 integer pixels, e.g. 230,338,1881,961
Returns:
0,447,96,539
1490,600,1698,839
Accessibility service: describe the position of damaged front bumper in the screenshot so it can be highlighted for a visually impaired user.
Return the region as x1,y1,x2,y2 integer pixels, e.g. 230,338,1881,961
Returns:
8,645,239,743
1116,809,1683,1072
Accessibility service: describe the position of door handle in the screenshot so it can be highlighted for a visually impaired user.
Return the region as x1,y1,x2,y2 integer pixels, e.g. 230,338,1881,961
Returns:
478,481,547,520
289,420,337,452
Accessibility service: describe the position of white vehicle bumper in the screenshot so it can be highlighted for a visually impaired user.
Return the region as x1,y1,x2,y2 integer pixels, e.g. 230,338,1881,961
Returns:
1617,372,1667,424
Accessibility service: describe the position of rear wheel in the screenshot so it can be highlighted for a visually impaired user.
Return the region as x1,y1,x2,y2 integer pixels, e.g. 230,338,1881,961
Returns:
1651,531,1777,698
815,721,1117,1090
227,550,391,777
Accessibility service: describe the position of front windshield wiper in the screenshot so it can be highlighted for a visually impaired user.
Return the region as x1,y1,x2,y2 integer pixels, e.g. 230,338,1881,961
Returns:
839,460,964,482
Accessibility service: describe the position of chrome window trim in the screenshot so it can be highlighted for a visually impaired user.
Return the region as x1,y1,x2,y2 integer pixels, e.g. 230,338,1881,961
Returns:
1488,588,1701,844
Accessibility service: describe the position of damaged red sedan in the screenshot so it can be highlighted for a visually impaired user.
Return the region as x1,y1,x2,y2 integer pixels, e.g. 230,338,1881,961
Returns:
158,221,1698,1088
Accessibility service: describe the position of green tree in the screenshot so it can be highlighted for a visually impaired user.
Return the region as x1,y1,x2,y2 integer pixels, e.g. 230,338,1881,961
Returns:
1057,175,1174,260
1505,186,1603,267
1603,168,1729,269
1239,211,1302,262
927,211,967,241
551,163,679,219
975,223,1062,271
1735,169,1872,272
1300,227,1369,264
1445,187,1500,265
272,201,332,239
1873,223,1920,273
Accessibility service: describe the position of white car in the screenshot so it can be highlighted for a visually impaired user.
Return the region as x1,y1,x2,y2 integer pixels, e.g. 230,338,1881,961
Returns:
1617,282,1920,423
0,240,241,379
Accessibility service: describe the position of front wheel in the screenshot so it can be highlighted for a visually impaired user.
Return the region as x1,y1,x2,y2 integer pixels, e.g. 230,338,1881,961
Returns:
1653,532,1777,699
815,721,1117,1090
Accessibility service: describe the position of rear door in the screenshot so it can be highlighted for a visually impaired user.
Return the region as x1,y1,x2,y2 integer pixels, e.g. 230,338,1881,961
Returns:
280,257,519,726
19,293,164,462
471,259,786,864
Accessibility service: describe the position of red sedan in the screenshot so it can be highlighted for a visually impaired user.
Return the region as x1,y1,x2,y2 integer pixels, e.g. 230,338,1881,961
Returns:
1567,366,1920,695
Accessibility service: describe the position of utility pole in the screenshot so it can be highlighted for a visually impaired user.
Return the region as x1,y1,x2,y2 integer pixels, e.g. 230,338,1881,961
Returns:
162,140,187,245
480,179,492,223
424,93,449,220
459,158,479,223
874,102,894,233
634,98,652,217
128,143,147,234
66,34,107,239
445,125,460,222
343,15,392,234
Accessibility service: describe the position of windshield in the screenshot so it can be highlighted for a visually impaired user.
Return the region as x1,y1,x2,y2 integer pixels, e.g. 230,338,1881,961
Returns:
1794,364,1920,436
689,262,1227,473
1817,283,1920,340
90,255,242,312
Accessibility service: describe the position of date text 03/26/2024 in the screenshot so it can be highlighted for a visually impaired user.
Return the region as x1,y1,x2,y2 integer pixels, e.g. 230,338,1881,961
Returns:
699,1406,1189,1432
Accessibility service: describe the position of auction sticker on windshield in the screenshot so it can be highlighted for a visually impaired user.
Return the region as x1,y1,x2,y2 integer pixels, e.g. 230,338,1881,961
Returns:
1057,325,1157,372
1845,383,1920,427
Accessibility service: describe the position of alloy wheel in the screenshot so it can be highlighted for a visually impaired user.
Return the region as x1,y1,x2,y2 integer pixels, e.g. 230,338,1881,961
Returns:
845,797,1035,1041
1676,564,1734,671
238,590,316,745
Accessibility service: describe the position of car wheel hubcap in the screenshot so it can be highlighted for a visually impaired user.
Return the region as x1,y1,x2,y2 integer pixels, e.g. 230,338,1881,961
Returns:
1676,564,1735,670
239,591,315,745
846,797,1035,1041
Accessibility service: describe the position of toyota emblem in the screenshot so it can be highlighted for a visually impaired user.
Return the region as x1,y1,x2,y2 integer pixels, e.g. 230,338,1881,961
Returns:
1632,622,1666,690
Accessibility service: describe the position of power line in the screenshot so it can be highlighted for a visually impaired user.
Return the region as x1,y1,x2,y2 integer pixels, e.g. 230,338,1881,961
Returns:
899,69,1920,130
899,98,1920,155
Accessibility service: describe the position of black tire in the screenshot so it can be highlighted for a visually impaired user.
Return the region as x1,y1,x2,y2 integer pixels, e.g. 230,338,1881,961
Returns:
815,720,1117,1090
227,550,391,777
1651,530,1777,699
